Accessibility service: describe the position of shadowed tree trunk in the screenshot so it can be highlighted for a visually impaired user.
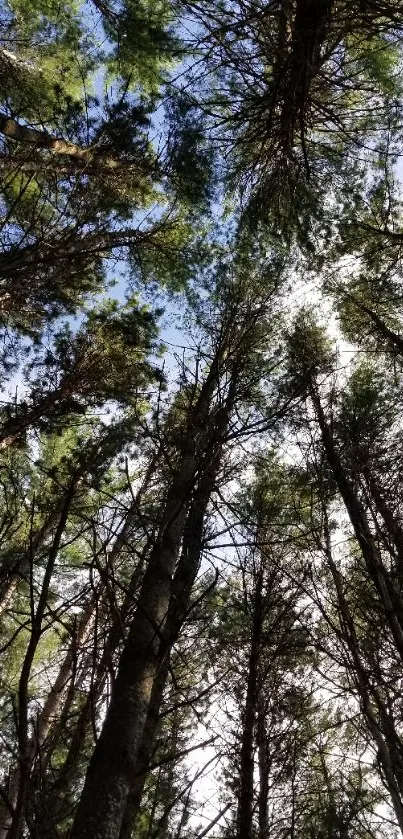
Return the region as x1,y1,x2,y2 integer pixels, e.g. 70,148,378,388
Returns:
0,226,166,279
69,341,238,839
315,485,403,832
119,462,220,839
257,704,270,839
1,478,77,839
0,113,137,171
310,382,403,663
0,603,94,839
237,569,263,839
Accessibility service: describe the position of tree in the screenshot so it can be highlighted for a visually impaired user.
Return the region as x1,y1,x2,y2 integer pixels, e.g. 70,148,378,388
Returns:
0,297,162,449
183,0,403,236
69,255,289,839
282,311,403,832
2,2,403,838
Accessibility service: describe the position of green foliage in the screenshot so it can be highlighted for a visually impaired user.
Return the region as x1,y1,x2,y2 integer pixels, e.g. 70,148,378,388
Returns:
284,308,337,397
103,0,181,97
1,3,403,839
165,95,216,208
0,0,91,119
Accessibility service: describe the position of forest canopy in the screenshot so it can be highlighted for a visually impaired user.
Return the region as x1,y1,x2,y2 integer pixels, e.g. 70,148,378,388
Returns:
1,1,403,838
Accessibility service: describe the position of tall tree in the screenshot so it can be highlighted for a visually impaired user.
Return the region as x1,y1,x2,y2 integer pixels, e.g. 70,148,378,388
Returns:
69,256,288,839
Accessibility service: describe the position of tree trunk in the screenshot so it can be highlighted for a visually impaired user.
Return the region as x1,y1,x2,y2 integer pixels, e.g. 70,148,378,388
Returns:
70,356,237,838
319,504,403,833
68,480,191,837
237,571,263,839
119,657,171,839
344,291,403,356
311,384,403,663
1,480,76,839
0,605,94,839
0,226,164,279
32,459,159,837
257,705,270,839
364,471,403,573
119,464,218,839
0,507,64,616
0,114,135,171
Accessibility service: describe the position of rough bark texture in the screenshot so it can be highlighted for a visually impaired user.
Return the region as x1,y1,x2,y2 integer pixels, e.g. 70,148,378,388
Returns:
69,372,221,837
0,113,134,170
118,657,170,839
69,489,191,837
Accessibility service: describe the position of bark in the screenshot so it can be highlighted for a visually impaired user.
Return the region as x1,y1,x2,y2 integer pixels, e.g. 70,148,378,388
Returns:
0,435,149,615
257,704,270,839
150,707,180,839
31,606,94,744
0,605,94,839
70,354,237,838
273,0,332,160
118,658,171,839
69,494,190,836
90,0,118,22
38,685,102,836
0,47,31,73
0,154,142,178
364,471,403,573
237,570,263,839
0,114,135,171
344,290,403,356
119,461,220,839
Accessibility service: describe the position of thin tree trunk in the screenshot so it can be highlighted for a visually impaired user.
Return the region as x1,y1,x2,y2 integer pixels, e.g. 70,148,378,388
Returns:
311,384,403,663
32,458,159,837
319,504,403,832
364,471,403,572
0,604,94,838
1,479,77,839
0,506,64,615
237,570,263,839
257,704,270,839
